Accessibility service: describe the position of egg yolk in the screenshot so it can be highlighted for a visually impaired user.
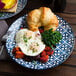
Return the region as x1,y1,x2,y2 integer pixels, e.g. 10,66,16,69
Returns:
2,0,16,9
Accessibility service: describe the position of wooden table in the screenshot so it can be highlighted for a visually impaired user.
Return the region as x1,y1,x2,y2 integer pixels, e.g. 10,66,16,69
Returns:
0,0,76,76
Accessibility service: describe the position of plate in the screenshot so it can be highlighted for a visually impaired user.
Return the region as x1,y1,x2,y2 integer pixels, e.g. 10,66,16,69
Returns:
0,0,27,19
6,15,75,70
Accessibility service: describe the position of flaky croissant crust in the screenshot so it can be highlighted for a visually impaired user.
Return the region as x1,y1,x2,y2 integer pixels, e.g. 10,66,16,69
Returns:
27,7,59,31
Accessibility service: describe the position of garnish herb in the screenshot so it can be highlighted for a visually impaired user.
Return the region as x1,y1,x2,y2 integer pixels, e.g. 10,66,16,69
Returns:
23,36,28,43
36,43,39,46
28,36,32,39
32,48,37,53
23,36,32,43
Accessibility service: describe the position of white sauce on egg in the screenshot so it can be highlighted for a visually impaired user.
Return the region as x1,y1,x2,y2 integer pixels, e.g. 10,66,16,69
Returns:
15,29,45,56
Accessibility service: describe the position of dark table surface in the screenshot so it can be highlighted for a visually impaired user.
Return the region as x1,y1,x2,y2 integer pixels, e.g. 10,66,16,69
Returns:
0,0,76,76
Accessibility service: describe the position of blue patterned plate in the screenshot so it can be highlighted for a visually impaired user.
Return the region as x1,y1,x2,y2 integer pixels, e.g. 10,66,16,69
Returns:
0,0,27,19
6,15,75,70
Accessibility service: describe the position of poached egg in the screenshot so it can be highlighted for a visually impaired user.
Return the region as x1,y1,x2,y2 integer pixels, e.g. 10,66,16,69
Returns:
15,29,45,56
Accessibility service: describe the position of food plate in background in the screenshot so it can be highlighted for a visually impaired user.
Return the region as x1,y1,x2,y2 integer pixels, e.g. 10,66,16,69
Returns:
0,0,27,19
6,15,75,70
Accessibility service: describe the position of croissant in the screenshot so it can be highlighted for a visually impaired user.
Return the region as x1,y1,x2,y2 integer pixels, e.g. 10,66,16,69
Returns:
27,7,58,31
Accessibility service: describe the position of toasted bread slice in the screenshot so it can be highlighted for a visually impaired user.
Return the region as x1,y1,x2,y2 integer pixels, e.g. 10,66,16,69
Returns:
0,0,18,12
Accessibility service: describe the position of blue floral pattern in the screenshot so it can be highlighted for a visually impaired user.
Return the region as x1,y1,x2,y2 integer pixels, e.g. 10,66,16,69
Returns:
6,15,75,70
